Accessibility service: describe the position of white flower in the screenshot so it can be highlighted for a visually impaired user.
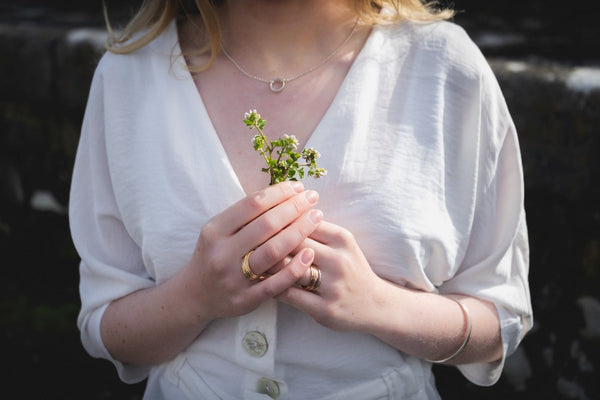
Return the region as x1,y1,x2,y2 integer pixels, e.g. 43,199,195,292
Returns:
244,109,259,119
283,134,299,149
304,147,321,158
314,168,327,177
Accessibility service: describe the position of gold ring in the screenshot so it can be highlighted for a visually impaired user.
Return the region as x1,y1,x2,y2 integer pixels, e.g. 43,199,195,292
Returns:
241,250,260,280
300,265,322,292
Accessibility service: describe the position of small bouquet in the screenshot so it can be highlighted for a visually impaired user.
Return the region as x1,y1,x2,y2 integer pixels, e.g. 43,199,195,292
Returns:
243,110,327,185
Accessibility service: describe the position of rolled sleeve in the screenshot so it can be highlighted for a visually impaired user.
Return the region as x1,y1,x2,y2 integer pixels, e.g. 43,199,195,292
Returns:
444,215,532,385
70,56,154,383
437,70,533,385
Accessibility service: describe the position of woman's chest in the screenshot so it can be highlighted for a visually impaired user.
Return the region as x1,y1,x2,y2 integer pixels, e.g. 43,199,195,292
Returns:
115,121,473,289
190,58,351,194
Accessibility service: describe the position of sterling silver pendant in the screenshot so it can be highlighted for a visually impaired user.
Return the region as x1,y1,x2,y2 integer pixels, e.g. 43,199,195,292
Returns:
269,79,286,93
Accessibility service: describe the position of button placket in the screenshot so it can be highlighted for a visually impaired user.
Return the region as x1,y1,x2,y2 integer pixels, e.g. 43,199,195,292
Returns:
236,299,277,366
237,299,285,398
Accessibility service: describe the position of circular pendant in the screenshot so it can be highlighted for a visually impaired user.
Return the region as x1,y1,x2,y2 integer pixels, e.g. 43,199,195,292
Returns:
269,79,286,92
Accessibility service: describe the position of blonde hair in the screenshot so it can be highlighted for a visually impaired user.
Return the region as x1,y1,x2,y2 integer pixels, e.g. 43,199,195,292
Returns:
105,0,453,70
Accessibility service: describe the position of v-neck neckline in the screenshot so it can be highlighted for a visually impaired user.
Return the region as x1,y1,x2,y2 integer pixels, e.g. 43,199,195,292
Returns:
167,19,378,195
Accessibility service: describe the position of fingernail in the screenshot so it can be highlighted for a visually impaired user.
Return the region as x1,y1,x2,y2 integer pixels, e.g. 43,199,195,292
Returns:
309,209,323,224
305,190,319,204
291,181,304,192
301,248,314,265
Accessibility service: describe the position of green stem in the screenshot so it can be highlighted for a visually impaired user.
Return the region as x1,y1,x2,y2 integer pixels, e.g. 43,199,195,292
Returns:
256,126,276,182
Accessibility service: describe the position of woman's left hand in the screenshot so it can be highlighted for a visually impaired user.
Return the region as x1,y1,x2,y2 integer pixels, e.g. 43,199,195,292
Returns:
277,220,506,364
276,220,385,332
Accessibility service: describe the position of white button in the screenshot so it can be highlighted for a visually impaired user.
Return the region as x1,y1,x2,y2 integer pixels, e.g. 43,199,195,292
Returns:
256,377,280,399
243,331,268,358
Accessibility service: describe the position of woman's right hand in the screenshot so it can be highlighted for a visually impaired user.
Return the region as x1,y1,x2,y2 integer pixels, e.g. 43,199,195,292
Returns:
100,181,321,366
183,181,323,322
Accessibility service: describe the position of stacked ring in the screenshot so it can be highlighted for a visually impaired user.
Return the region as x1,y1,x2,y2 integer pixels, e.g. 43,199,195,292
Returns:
300,265,322,292
241,250,260,281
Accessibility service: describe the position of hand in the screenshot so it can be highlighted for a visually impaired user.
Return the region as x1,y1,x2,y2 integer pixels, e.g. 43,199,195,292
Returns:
277,221,385,332
183,181,323,323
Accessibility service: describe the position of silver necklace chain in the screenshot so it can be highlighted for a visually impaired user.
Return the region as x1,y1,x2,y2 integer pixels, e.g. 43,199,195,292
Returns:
221,18,359,93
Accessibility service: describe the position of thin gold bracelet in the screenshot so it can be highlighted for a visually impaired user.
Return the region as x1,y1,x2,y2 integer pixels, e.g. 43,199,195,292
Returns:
426,297,472,364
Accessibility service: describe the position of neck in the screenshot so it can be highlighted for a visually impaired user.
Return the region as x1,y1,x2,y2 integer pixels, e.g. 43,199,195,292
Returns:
218,0,359,77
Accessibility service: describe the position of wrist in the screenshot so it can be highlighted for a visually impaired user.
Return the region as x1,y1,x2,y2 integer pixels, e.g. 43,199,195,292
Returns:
170,264,214,330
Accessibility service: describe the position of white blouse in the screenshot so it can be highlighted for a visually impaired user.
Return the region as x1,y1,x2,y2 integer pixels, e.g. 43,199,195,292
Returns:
70,17,532,400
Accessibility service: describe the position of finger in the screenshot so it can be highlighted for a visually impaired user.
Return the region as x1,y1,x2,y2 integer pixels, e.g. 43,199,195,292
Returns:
292,236,332,267
246,248,314,301
236,190,320,253
266,256,314,288
209,181,305,236
277,283,322,311
248,208,323,276
306,220,348,245
264,255,293,274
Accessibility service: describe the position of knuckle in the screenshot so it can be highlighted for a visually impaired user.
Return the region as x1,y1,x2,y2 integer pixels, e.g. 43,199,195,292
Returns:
337,227,355,245
297,218,317,239
259,242,280,265
247,183,294,212
228,294,247,313
233,290,261,315
246,192,266,211
261,282,279,298
199,220,218,244
257,216,279,234
277,181,295,197
288,263,307,281
291,195,307,215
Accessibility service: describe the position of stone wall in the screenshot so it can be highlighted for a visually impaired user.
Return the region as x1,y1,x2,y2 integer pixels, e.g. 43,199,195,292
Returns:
1,4,599,399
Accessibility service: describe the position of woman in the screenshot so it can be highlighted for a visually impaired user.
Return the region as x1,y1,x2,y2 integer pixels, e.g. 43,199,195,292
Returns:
69,0,533,398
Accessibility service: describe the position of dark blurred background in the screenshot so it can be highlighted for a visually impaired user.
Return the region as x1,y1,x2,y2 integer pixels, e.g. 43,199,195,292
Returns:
1,1,599,399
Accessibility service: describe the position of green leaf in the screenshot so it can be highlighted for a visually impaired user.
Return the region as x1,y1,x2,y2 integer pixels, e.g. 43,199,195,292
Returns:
243,110,325,185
